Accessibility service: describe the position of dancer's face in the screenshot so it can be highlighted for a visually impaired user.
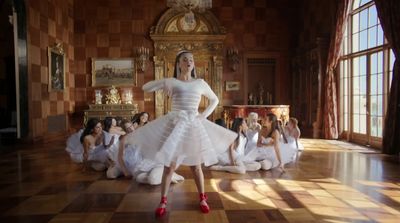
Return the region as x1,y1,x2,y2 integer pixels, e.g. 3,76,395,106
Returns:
111,118,117,127
178,53,194,74
140,113,148,124
93,123,102,134
124,122,135,133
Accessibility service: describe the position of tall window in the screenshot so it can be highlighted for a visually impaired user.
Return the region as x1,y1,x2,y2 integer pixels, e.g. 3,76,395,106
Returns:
339,0,393,147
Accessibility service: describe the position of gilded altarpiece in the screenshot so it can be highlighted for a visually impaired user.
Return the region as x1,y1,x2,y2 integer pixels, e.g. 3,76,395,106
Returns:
150,9,226,119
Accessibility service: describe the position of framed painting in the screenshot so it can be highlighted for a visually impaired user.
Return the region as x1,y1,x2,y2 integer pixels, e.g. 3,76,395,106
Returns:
225,81,240,91
91,58,136,87
48,43,65,92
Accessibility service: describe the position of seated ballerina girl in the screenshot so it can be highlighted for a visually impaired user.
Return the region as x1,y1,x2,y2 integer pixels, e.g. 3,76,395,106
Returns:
65,118,112,171
209,117,261,174
284,117,304,151
244,113,297,171
107,119,184,185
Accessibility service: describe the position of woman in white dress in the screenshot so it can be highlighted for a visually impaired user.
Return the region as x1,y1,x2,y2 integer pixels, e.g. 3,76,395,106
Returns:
125,51,237,217
210,118,261,174
65,118,110,171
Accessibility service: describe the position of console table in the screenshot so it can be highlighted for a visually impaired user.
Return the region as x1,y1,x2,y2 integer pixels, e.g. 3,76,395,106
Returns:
84,104,139,124
223,105,290,127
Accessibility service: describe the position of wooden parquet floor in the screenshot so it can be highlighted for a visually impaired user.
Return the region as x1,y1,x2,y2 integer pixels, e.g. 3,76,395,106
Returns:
0,139,399,222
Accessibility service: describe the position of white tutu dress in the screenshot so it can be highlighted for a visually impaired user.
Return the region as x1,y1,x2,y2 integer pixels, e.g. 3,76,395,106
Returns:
286,135,305,151
243,136,297,167
125,78,237,167
106,133,161,177
217,134,246,165
65,130,109,164
245,129,259,155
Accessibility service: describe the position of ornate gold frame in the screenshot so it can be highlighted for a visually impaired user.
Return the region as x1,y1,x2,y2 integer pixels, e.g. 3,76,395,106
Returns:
91,58,137,87
48,43,65,92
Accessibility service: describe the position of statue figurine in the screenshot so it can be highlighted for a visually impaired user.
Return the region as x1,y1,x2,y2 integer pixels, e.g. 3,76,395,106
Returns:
94,89,103,104
105,86,121,104
258,83,264,105
248,93,255,105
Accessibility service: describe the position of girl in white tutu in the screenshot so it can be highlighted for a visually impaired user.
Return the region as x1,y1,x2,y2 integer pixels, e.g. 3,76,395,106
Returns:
246,112,262,152
65,118,110,171
244,113,296,171
125,51,237,217
132,112,149,128
284,117,304,151
210,118,261,174
107,119,185,184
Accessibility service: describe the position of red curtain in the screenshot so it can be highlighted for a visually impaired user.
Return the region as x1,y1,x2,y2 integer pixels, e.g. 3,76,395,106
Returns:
323,0,351,139
374,0,400,155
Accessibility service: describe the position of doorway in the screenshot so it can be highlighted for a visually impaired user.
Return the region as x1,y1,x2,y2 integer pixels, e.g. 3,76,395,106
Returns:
0,0,17,145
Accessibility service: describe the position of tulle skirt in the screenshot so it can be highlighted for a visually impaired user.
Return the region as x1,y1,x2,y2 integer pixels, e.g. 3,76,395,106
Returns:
125,110,237,167
243,140,297,166
65,130,108,163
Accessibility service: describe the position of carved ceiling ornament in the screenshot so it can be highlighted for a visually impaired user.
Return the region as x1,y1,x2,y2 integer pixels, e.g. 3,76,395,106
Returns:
150,8,227,118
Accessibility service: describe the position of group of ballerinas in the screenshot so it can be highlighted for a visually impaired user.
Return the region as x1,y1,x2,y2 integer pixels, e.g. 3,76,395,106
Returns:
65,50,304,217
65,112,185,185
210,112,303,174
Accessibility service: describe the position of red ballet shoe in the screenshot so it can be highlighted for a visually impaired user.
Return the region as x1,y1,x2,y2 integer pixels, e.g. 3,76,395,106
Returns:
155,196,167,217
199,193,210,213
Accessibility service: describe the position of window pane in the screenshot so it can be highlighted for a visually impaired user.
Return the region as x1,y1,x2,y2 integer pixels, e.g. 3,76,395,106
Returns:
368,26,377,48
378,117,383,137
360,30,368,51
360,114,367,134
360,0,372,6
344,77,348,95
371,53,377,74
353,57,360,76
360,55,366,75
368,6,377,26
360,9,368,30
353,95,360,113
353,114,360,133
360,95,367,114
377,73,383,95
352,33,359,52
370,116,377,137
377,24,384,45
377,51,383,73
353,76,360,95
344,60,348,78
370,74,377,95
371,95,378,115
377,95,383,116
360,75,367,95
353,0,360,10
353,14,359,34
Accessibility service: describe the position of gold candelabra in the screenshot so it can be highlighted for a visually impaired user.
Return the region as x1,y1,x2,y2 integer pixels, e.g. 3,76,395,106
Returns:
135,46,150,72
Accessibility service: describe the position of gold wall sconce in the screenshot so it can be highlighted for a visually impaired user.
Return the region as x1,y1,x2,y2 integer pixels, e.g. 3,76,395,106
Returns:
227,47,239,71
134,46,150,72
